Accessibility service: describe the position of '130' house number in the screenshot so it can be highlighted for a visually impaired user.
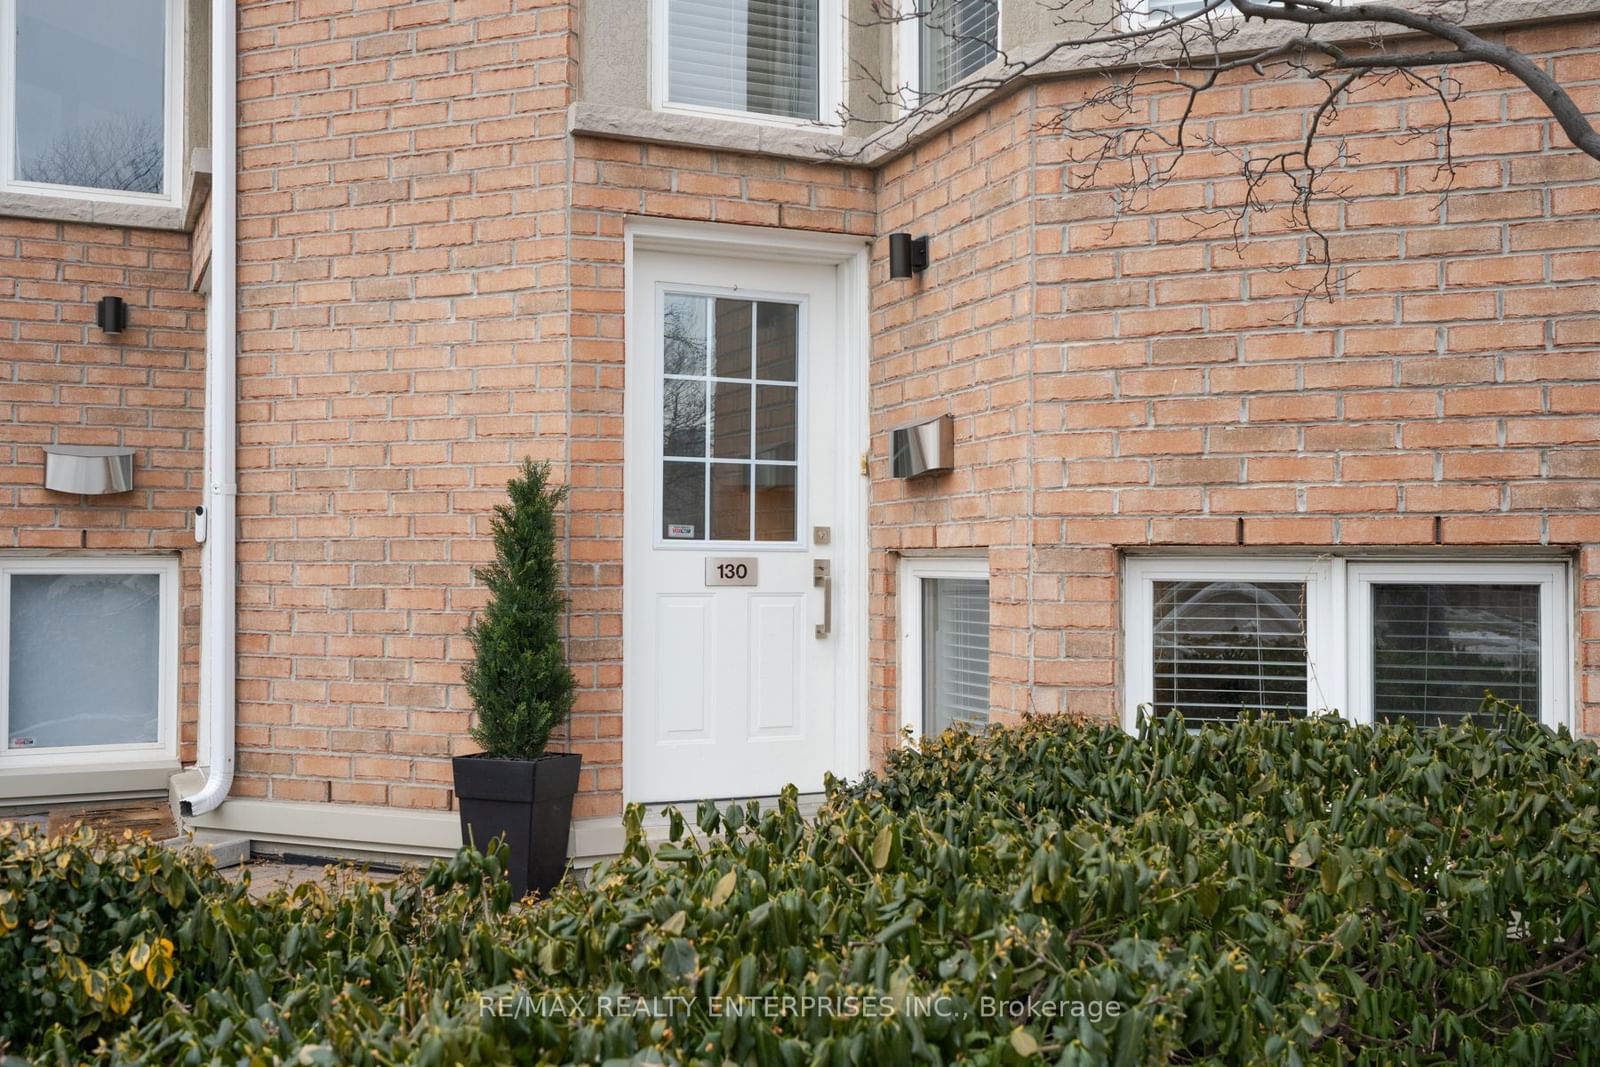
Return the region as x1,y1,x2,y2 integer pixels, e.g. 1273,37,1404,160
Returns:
704,558,758,587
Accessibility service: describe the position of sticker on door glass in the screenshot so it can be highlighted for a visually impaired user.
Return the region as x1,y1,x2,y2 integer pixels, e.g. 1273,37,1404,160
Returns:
667,524,696,539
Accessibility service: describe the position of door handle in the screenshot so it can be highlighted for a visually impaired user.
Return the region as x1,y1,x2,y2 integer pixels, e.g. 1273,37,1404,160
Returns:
813,560,832,639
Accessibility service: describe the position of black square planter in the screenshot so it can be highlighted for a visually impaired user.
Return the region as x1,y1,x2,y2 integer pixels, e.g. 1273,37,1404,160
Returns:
452,751,581,899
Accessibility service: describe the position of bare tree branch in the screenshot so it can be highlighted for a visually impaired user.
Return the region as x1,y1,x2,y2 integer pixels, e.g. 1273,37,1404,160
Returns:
837,0,1599,301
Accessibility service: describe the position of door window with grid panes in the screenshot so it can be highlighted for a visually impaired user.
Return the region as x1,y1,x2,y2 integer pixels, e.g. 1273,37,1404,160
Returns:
660,292,800,544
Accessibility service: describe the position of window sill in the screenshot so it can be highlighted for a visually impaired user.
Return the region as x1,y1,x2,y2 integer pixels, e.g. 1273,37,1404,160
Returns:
0,189,184,230
0,154,210,233
0,759,181,803
569,101,866,164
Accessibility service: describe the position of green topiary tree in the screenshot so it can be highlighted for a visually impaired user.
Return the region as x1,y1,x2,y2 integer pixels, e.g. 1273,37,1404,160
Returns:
463,459,576,761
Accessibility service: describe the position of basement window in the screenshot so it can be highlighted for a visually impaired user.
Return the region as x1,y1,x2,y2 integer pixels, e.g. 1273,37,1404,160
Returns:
1,556,178,767
1123,556,1570,731
0,0,181,204
899,556,990,738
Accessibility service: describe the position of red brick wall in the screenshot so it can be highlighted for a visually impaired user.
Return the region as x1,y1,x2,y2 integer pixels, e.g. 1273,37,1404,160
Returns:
869,90,1039,744
871,19,1600,748
232,0,581,810
233,0,878,815
0,217,206,760
225,0,1600,819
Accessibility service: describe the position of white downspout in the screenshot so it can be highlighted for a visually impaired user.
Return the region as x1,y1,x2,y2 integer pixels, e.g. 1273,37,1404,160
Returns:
182,0,237,817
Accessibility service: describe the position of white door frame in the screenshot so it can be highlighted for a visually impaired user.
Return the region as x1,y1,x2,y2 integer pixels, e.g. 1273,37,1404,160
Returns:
621,218,872,801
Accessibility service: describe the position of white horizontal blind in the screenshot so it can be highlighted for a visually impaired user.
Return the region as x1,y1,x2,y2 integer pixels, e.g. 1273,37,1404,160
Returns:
666,0,821,120
923,577,989,735
1142,0,1211,20
917,0,997,95
1152,580,1308,724
1371,583,1540,727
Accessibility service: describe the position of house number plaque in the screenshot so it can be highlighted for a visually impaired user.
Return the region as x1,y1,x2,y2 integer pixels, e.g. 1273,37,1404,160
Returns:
704,558,758,586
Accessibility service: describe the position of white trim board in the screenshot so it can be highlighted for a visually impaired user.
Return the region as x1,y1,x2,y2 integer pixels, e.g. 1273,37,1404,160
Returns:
182,794,640,870
0,760,180,803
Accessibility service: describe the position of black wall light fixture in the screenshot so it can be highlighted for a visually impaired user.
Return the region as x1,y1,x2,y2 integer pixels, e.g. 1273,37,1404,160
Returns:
888,233,928,279
95,296,128,335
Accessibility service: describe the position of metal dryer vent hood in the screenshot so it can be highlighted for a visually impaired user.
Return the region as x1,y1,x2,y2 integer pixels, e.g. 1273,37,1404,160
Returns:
43,445,135,495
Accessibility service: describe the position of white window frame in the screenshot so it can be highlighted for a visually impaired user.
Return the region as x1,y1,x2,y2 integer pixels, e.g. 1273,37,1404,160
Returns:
651,0,845,128
898,553,989,737
1346,560,1569,729
653,282,810,551
0,0,183,207
1125,0,1230,29
1124,0,1342,30
895,0,1001,109
0,555,181,769
1123,554,1571,732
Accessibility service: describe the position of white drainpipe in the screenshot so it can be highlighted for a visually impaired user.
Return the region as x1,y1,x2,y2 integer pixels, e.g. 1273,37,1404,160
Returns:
181,0,237,817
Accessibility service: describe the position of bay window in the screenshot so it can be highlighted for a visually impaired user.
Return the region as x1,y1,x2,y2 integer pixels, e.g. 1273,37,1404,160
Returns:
904,0,998,98
0,0,181,204
1124,556,1570,730
657,0,839,123
1,556,179,768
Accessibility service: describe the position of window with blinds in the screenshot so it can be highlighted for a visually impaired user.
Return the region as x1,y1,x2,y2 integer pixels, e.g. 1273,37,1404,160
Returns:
1145,0,1208,18
916,0,998,95
665,0,821,120
1152,580,1308,725
1371,583,1540,728
923,577,989,735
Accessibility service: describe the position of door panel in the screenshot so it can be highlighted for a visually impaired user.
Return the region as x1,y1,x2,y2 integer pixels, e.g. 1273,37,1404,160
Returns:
655,596,713,741
626,245,857,802
749,594,803,737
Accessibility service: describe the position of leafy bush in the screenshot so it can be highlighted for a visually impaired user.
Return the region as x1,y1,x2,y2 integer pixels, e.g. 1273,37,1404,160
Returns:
462,458,576,761
6,702,1600,1065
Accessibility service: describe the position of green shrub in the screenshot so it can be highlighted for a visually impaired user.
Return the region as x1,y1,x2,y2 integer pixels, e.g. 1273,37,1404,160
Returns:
462,458,576,761
6,701,1600,1065
0,826,237,1053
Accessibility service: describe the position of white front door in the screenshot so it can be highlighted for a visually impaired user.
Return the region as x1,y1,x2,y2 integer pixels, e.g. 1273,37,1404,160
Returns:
624,232,864,803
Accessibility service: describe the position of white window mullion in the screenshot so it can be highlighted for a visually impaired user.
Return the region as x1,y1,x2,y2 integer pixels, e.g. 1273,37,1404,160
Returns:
0,0,17,198
1317,556,1348,719
0,563,11,761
